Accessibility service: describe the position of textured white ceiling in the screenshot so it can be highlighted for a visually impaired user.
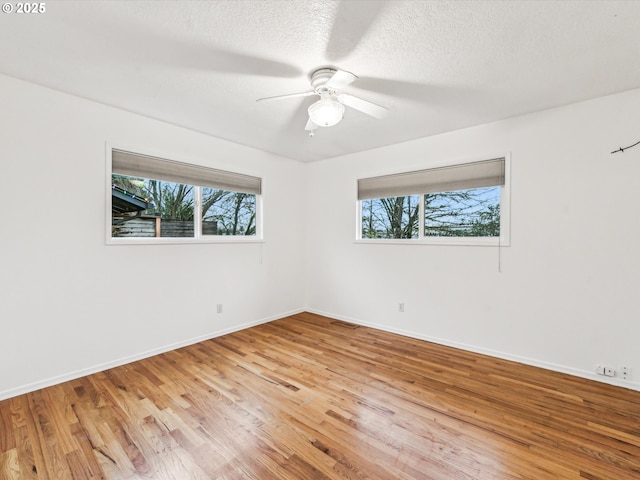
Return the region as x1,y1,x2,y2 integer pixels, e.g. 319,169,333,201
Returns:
1,0,640,162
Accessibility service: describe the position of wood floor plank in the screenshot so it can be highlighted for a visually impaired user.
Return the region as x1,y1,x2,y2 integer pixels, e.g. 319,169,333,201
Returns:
0,399,15,454
2,312,640,479
11,424,39,480
0,448,21,480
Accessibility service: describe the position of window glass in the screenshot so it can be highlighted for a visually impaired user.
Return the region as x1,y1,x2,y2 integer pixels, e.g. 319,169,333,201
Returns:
425,186,500,237
361,195,420,239
202,188,257,236
112,175,194,238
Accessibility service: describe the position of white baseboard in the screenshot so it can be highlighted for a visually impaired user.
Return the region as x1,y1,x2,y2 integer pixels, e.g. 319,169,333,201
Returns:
0,308,305,401
305,308,640,393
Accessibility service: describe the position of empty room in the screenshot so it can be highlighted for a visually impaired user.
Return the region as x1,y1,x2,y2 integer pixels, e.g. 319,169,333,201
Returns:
1,1,640,478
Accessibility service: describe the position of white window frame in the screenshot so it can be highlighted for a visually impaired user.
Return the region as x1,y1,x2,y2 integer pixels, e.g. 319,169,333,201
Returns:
106,143,264,245
355,153,511,246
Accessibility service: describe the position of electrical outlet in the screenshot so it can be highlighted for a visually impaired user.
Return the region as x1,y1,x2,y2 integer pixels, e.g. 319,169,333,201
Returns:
596,365,605,375
622,366,632,380
604,367,615,377
217,304,223,314
398,302,405,313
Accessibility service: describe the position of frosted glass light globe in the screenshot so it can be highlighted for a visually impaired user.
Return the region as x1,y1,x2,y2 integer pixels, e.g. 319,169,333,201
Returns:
308,96,344,127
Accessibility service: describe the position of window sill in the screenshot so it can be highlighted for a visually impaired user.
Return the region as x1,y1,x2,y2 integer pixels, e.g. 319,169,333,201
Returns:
354,237,509,247
107,236,264,246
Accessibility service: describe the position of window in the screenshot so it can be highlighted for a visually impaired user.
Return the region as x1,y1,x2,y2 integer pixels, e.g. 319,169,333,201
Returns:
358,157,509,245
109,149,262,243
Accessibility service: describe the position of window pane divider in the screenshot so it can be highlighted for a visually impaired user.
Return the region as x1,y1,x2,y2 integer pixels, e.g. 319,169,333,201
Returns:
194,186,202,239
418,195,425,240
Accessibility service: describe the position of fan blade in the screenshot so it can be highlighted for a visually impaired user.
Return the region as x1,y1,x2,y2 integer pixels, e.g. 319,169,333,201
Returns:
338,94,388,119
326,70,358,90
257,91,315,102
305,117,317,131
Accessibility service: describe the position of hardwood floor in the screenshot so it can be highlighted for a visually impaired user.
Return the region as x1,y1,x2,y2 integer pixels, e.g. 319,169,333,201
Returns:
1,312,639,479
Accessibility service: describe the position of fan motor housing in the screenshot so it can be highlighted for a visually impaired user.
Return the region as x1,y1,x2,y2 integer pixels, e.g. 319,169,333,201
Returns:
310,68,337,93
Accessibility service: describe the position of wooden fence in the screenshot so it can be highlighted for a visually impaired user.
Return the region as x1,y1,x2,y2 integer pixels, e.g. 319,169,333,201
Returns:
112,216,217,237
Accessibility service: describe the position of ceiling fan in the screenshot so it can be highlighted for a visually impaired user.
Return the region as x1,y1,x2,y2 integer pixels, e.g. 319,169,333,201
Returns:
256,67,388,135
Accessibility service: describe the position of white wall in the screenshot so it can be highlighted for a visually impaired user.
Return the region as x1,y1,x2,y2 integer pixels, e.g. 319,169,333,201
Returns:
305,88,640,391
0,74,306,399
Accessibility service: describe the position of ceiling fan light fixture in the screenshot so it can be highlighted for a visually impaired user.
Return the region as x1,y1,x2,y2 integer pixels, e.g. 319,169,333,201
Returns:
308,96,344,127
